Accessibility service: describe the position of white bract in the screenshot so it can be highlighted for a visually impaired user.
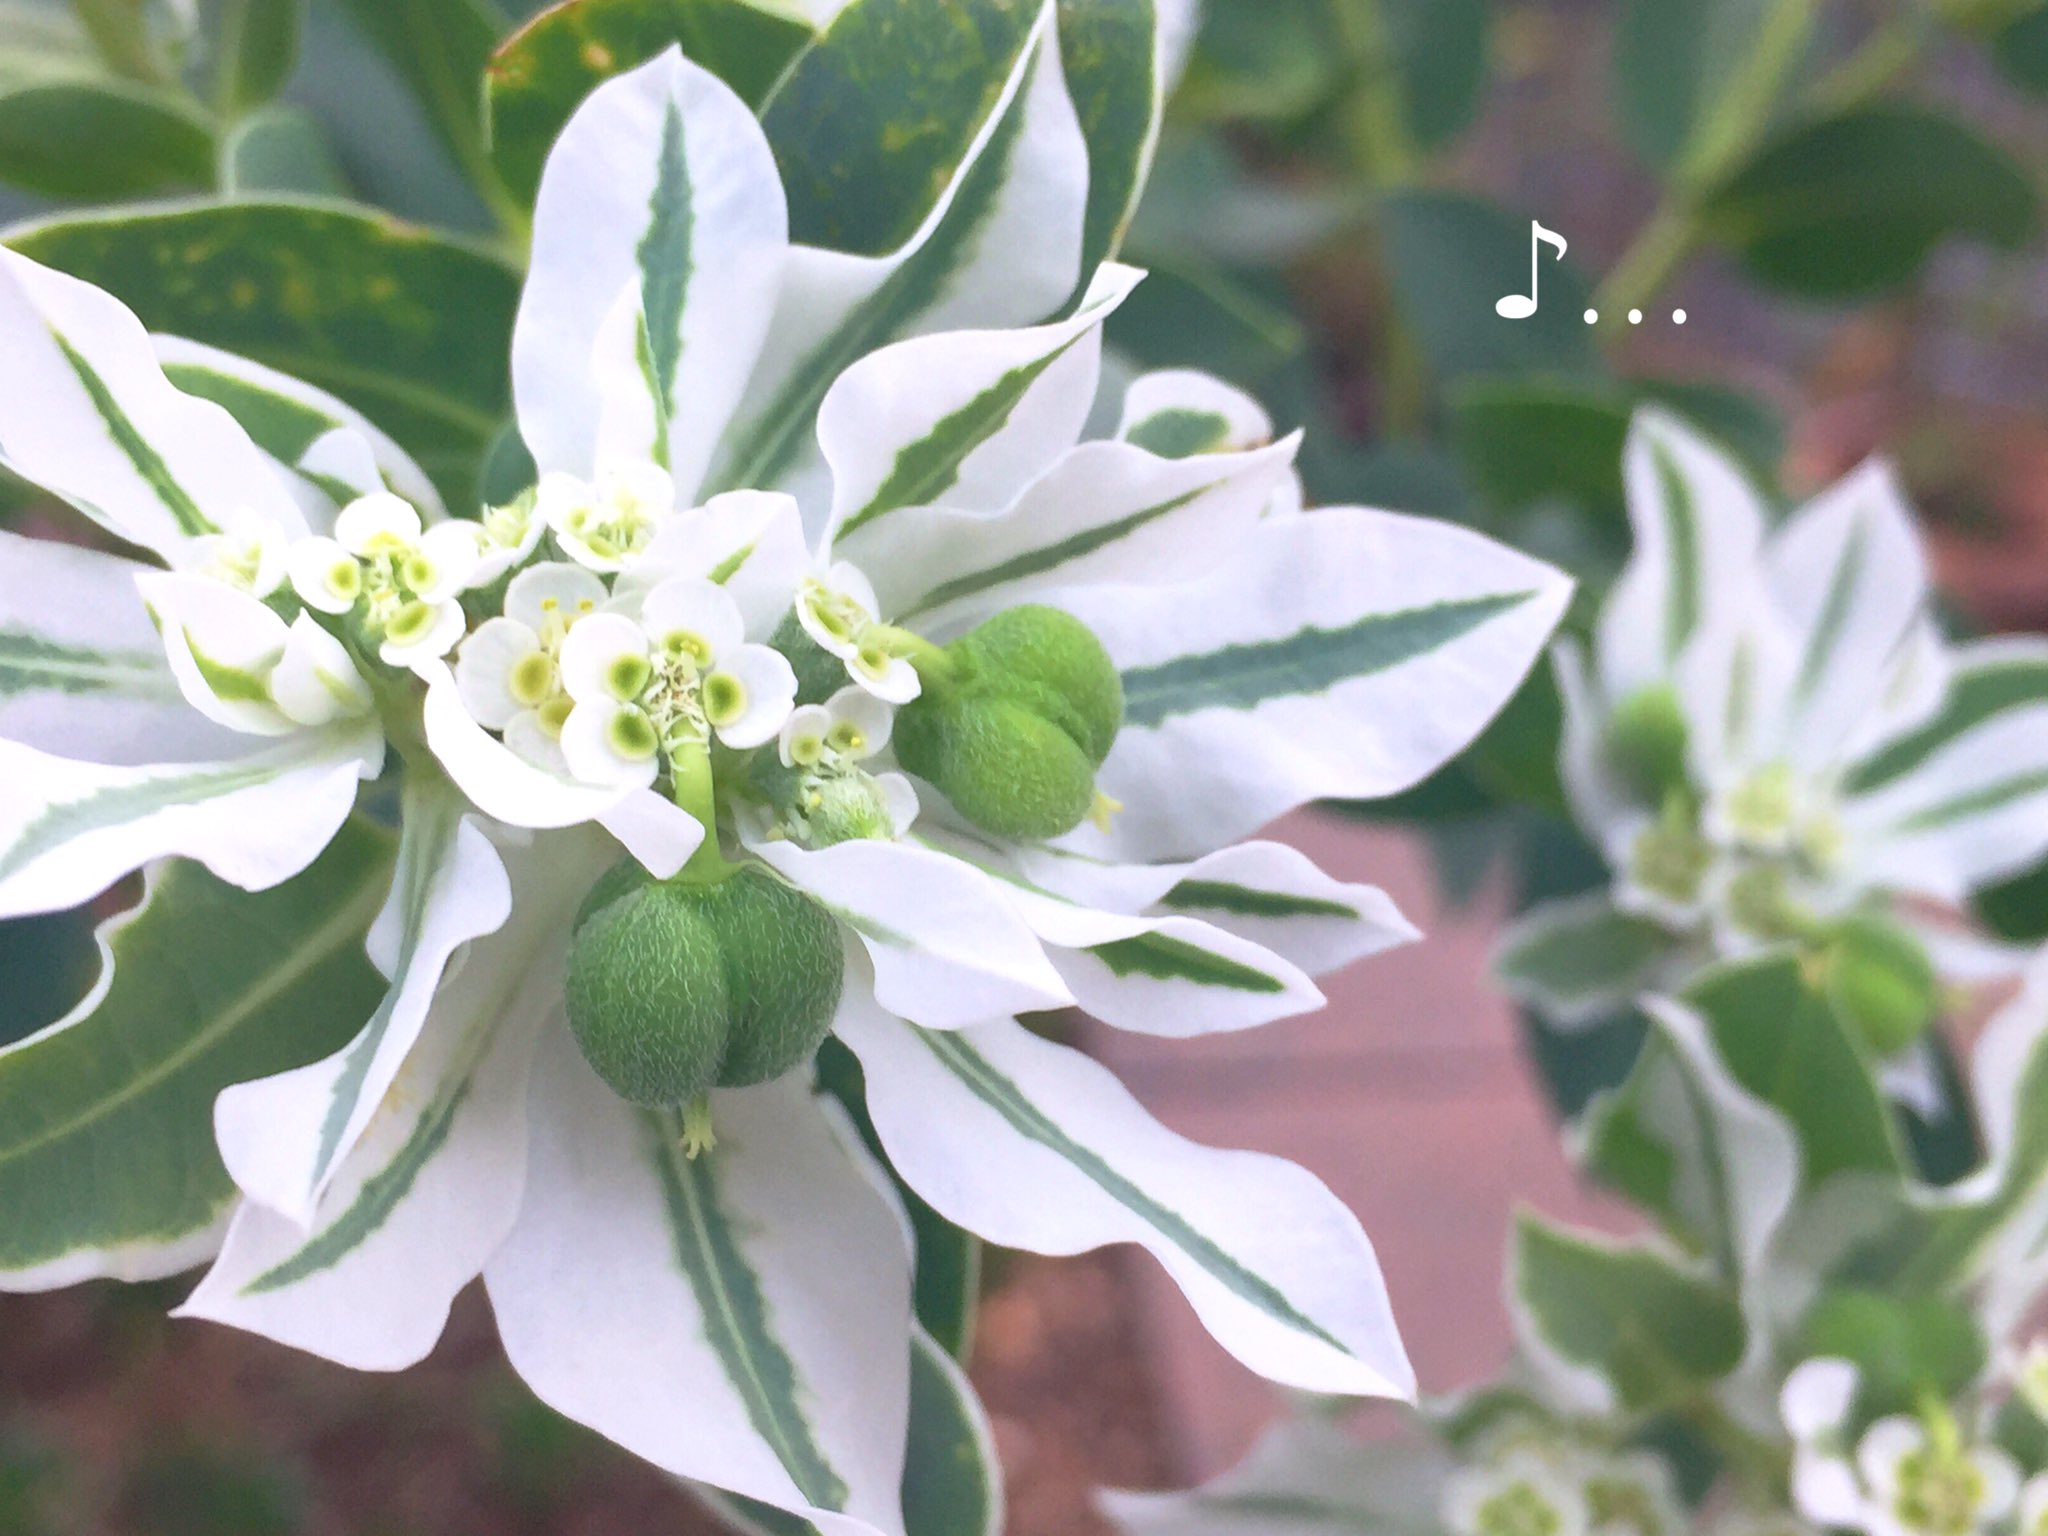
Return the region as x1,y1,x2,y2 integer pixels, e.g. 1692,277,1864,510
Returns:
0,16,1572,1535
1498,410,2048,1033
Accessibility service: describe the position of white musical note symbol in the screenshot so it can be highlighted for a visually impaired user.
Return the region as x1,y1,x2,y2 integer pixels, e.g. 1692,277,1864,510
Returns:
1496,220,1569,320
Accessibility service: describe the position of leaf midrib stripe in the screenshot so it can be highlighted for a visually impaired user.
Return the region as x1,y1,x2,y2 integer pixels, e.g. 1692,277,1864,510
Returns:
1793,518,1867,706
54,333,215,537
0,871,385,1168
920,1029,1351,1355
0,757,289,886
1654,443,1698,663
0,631,169,696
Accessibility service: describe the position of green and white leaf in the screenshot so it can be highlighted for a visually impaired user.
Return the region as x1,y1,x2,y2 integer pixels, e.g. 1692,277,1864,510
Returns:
821,261,1138,543
486,1031,915,1536
0,822,390,1290
1849,637,2048,797
1054,0,1164,292
711,1,1090,505
154,333,446,519
212,779,510,1228
9,202,521,510
1051,507,1572,862
179,831,605,1369
0,244,304,559
1494,893,1669,1032
836,991,1415,1399
1117,367,1277,459
0,528,238,766
512,46,789,499
0,724,380,919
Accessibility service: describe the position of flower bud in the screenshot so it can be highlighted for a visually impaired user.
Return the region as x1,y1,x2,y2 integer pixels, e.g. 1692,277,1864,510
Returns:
565,863,844,1107
1605,684,1690,804
1824,913,1938,1057
895,606,1122,841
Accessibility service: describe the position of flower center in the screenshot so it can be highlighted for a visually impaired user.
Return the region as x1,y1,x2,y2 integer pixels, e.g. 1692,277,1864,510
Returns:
1473,1482,1565,1536
1895,1446,1988,1536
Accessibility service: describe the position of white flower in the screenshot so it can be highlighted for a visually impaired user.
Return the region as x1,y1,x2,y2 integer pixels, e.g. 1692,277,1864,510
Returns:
454,562,607,775
1498,409,2048,1029
288,491,481,670
2019,1339,2048,1422
470,490,549,588
796,560,923,703
177,523,289,597
1783,1358,1867,1529
2017,1474,2048,1536
1444,1451,1591,1536
1856,1415,2018,1536
537,461,675,572
781,686,893,768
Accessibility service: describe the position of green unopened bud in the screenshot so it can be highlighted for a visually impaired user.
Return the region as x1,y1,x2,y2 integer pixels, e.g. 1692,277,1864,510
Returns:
565,863,844,1107
1605,685,1690,804
895,605,1123,841
1825,913,1938,1057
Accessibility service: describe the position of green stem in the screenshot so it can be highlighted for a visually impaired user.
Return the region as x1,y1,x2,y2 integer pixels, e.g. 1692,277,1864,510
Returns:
1594,207,1698,338
668,739,733,885
869,625,957,689
1331,0,1417,186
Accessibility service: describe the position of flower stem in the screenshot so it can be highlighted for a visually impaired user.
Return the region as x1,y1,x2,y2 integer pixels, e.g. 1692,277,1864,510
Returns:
668,739,734,885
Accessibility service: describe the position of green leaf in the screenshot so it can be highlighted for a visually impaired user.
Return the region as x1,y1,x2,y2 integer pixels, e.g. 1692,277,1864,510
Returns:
1056,0,1159,289
1612,0,1805,173
485,0,816,208
1680,952,1903,1188
333,0,505,214
759,0,1041,256
1801,1291,1987,1422
0,75,213,199
1698,106,2041,300
0,821,391,1284
1495,895,1668,1031
1992,8,2048,96
1382,0,1488,150
1104,255,1306,389
1512,1215,1747,1413
212,0,304,115
220,104,350,198
1171,0,1342,125
9,201,520,509
0,906,100,1047
1378,191,1599,389
706,1328,1004,1536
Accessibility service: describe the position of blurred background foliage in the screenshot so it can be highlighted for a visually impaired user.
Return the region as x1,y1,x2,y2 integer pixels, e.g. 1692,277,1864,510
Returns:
2,0,2047,1527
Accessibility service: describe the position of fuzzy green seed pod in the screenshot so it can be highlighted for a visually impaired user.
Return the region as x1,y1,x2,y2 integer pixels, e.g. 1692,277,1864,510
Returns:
895,606,1123,841
1605,684,1690,805
770,611,851,705
565,863,844,1107
1824,913,1938,1058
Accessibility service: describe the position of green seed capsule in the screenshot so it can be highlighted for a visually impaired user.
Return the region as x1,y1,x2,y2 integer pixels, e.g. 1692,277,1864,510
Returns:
1824,913,1938,1058
896,605,1123,841
1605,684,1691,804
565,863,845,1107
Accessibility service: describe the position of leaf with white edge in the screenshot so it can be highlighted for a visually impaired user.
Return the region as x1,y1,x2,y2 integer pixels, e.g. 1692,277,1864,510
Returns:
486,1031,913,1536
1016,837,1418,977
178,831,608,1370
1596,407,1765,700
859,435,1299,632
0,725,381,920
749,838,1071,1030
0,246,303,559
1850,638,2048,796
708,1327,1005,1536
1511,1214,1746,1414
912,828,1322,1038
1679,952,1901,1188
513,47,788,499
837,991,1415,1399
1051,508,1572,862
711,6,1090,505
1117,367,1276,458
1582,995,1800,1278
1493,893,1668,1032
0,529,239,766
154,334,446,519
212,779,510,1228
9,202,521,510
0,821,390,1290
1099,1417,1455,1536
821,263,1138,542
487,0,817,208
1055,0,1163,296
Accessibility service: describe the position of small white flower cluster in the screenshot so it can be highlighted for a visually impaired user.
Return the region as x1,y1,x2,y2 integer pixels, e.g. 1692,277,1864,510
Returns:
1443,1429,1685,1536
1782,1358,2047,1536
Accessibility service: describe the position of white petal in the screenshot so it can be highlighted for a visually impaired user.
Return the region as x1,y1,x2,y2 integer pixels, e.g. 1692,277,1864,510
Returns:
1781,1356,1860,1440
504,710,571,774
710,645,798,750
1977,1449,2022,1520
135,571,295,736
560,701,661,789
414,520,485,601
838,995,1414,1399
827,686,894,760
750,838,1071,1028
637,489,812,641
505,561,608,632
595,790,705,879
0,248,304,560
214,794,512,1227
377,597,468,671
515,48,788,498
781,704,834,767
1791,1451,1868,1527
180,830,604,1369
640,575,746,659
558,611,653,704
454,617,544,732
854,653,921,705
287,535,360,614
333,490,423,553
485,1032,912,1534
874,773,920,837
1857,1417,1926,1493
270,614,372,727
421,668,634,829
0,727,380,917
0,529,238,764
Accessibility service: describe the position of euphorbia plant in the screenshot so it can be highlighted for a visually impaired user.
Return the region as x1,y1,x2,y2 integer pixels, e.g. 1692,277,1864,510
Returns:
0,5,1572,1530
